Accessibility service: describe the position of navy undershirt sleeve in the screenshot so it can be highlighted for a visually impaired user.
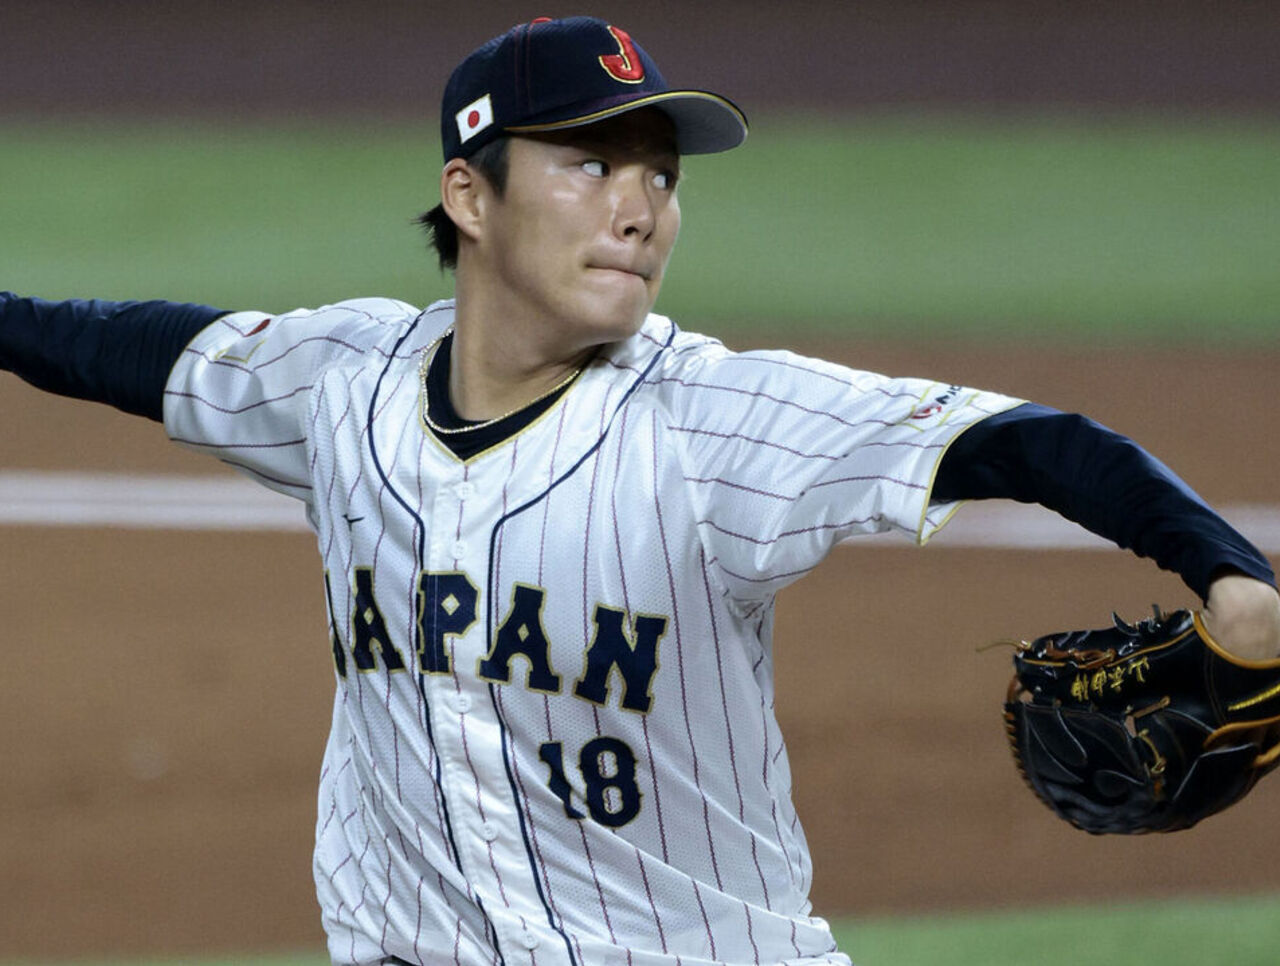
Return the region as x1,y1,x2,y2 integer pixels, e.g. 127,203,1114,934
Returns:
0,292,227,421
933,402,1275,601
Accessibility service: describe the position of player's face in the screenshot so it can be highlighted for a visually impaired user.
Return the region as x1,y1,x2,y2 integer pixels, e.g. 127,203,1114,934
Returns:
476,109,682,351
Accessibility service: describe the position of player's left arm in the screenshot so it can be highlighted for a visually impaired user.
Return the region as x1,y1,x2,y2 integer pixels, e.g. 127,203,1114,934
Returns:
934,402,1280,659
0,291,227,419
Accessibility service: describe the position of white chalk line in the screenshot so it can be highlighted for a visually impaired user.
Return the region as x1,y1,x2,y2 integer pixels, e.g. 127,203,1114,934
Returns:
2,470,1279,553
0,470,310,532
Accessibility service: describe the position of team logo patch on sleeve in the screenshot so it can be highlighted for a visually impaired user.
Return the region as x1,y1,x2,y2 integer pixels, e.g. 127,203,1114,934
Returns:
907,384,965,425
456,94,494,144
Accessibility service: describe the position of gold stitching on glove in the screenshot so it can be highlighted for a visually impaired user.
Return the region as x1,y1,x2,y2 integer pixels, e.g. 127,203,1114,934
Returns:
1227,681,1280,712
1136,729,1167,776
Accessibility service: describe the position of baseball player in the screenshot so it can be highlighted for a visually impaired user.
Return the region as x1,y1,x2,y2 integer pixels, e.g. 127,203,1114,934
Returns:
3,16,1278,966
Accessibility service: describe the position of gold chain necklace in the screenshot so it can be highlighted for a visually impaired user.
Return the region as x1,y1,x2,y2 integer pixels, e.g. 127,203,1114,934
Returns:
419,331,586,436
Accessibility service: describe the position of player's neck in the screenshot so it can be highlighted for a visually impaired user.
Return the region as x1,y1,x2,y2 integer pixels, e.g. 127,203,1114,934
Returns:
447,314,594,423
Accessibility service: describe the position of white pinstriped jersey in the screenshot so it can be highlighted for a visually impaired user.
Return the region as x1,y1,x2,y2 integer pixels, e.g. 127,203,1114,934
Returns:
164,297,1021,966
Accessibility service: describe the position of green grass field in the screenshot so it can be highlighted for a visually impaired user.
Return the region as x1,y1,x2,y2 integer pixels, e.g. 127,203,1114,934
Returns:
6,895,1280,966
3,112,1278,345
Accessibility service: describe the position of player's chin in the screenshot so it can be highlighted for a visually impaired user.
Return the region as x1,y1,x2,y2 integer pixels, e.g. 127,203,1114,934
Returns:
577,287,657,340
579,310,649,348
614,297,658,340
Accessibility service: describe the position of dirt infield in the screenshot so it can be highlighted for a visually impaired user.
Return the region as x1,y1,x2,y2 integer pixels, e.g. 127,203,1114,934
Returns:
4,338,1280,960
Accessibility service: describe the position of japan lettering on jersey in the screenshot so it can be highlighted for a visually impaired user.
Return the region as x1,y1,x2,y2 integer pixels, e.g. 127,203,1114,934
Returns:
164,298,1021,966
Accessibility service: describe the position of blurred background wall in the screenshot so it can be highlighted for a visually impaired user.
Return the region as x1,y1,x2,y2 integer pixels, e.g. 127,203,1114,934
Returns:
2,1,1278,119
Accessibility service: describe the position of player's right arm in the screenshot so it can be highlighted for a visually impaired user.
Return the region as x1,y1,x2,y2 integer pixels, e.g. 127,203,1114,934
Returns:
0,292,227,420
1,292,413,499
162,298,417,498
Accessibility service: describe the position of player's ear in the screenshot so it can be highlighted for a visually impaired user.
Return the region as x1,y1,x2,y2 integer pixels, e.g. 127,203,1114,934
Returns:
440,158,486,244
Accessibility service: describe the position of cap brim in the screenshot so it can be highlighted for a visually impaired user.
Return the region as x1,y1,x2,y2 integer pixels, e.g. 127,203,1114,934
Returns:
503,90,748,155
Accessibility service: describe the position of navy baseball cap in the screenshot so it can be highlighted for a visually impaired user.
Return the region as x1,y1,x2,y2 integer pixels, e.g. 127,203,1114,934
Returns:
441,16,748,161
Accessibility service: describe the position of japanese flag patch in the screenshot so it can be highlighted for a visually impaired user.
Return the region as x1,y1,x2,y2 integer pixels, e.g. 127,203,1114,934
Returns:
456,94,494,145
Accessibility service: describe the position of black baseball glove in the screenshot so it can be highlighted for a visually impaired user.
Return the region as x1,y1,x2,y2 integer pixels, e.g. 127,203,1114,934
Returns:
1004,607,1280,834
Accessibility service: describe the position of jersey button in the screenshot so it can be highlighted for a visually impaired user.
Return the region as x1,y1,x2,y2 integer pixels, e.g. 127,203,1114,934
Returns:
479,821,498,841
519,931,539,950
451,540,468,558
451,692,471,714
454,481,475,500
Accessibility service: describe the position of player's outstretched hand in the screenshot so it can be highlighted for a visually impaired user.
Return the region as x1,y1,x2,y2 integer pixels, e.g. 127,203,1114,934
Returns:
1202,572,1280,661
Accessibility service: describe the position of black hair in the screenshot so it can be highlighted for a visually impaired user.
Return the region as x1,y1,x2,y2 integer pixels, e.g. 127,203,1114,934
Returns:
417,136,512,272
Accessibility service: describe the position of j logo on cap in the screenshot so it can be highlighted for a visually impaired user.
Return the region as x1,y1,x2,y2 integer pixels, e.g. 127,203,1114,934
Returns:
598,26,645,83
